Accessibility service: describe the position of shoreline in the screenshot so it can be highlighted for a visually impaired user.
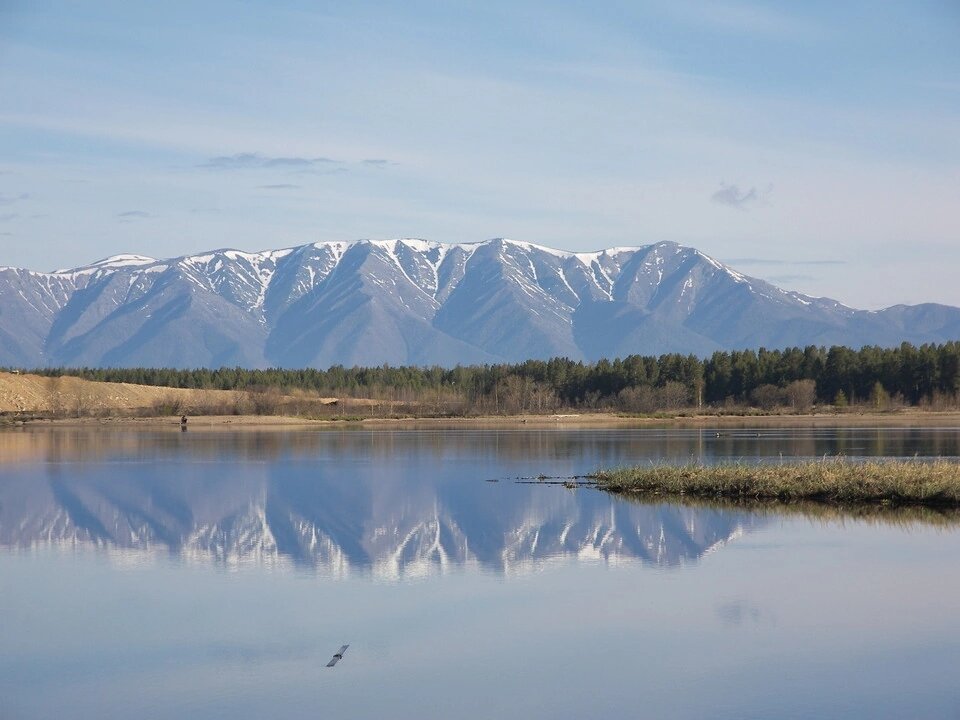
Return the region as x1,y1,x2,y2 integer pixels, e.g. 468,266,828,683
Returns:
5,409,960,430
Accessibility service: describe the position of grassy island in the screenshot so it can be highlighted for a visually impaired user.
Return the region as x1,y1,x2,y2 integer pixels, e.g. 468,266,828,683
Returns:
592,460,960,508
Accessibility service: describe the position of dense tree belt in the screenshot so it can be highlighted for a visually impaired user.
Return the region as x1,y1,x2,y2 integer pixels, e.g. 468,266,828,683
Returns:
9,341,960,412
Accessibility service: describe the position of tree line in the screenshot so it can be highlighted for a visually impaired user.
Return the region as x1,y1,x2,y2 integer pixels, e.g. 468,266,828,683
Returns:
10,341,960,414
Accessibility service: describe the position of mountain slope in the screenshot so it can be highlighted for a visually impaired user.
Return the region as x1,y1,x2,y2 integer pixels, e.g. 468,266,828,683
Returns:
1,238,957,368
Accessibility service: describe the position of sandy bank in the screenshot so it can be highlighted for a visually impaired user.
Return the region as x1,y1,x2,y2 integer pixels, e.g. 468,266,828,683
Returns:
8,409,960,430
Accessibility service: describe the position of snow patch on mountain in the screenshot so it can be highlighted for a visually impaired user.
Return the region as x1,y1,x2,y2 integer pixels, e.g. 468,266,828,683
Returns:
1,237,956,368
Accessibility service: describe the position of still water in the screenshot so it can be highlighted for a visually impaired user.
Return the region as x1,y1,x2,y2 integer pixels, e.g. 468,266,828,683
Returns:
2,425,960,719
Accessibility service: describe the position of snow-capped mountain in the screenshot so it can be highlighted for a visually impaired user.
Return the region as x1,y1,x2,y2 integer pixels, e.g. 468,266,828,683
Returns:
2,238,958,367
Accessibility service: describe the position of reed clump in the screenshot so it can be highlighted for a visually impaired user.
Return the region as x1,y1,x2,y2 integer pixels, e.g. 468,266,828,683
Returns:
592,459,960,508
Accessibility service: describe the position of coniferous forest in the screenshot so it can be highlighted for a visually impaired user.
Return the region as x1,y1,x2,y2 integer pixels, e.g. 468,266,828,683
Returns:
11,341,960,415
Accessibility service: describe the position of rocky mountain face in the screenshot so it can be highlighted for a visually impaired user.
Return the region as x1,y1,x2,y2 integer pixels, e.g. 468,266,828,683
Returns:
2,239,958,368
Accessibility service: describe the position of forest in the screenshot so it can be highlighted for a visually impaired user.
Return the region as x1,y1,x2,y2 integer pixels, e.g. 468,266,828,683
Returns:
12,341,960,416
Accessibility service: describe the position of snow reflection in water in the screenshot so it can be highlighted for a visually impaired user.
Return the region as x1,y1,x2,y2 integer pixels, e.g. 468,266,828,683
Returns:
1,425,960,720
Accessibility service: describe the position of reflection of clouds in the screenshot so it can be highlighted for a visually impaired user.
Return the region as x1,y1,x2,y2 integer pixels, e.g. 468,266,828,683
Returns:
716,599,763,626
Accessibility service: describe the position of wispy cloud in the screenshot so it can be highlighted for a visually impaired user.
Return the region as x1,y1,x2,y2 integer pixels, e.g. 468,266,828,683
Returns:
117,210,153,221
724,257,846,267
257,183,301,190
661,1,814,38
198,153,394,174
200,153,340,170
767,273,815,284
711,182,771,210
921,80,960,93
0,192,29,205
0,213,18,222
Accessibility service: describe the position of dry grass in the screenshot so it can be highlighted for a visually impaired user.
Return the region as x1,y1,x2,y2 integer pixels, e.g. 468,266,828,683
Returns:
0,371,341,418
593,459,960,508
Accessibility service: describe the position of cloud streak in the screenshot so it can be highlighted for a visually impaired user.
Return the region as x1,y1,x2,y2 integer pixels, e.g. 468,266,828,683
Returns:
199,153,395,174
117,210,153,221
665,1,814,38
200,153,340,170
766,273,816,284
711,182,770,210
724,257,846,267
257,183,301,190
0,193,29,205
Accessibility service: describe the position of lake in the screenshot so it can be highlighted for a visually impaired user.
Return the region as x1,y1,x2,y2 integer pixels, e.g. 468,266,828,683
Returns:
2,424,960,719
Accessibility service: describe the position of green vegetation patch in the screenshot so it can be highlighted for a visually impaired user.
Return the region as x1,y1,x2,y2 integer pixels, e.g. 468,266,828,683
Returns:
593,460,960,507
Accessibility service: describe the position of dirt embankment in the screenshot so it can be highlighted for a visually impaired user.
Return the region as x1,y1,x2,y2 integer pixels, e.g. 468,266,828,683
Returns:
0,371,253,414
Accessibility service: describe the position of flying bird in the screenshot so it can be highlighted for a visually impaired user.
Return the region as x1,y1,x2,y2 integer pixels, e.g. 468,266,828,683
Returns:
326,645,349,667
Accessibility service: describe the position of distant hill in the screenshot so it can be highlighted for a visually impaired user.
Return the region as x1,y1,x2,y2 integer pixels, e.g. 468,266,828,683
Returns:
2,238,958,368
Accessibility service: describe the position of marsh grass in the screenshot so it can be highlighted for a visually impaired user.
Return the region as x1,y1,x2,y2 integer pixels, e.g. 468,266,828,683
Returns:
593,459,960,508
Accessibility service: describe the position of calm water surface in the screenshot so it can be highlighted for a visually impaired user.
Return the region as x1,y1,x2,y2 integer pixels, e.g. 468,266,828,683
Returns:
2,425,960,719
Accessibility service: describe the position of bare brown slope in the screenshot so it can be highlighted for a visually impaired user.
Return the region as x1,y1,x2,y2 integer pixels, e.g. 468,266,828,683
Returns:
0,371,251,414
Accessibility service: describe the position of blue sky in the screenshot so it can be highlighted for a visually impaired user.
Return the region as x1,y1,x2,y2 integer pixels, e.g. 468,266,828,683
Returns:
0,0,958,308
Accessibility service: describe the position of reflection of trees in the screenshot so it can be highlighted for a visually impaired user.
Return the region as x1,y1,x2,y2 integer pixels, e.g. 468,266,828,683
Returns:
630,494,960,529
2,425,960,470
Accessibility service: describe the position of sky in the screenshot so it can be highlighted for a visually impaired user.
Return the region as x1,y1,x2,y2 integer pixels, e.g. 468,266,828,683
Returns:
0,0,958,309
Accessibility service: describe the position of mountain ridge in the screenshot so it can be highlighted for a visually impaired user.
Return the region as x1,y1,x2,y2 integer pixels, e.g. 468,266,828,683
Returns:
2,238,958,368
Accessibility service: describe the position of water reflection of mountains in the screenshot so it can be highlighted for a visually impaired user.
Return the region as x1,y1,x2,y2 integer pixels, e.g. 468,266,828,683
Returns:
0,429,770,575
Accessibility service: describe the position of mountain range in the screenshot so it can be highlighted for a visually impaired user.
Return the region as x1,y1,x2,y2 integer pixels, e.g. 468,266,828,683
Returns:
2,238,958,368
